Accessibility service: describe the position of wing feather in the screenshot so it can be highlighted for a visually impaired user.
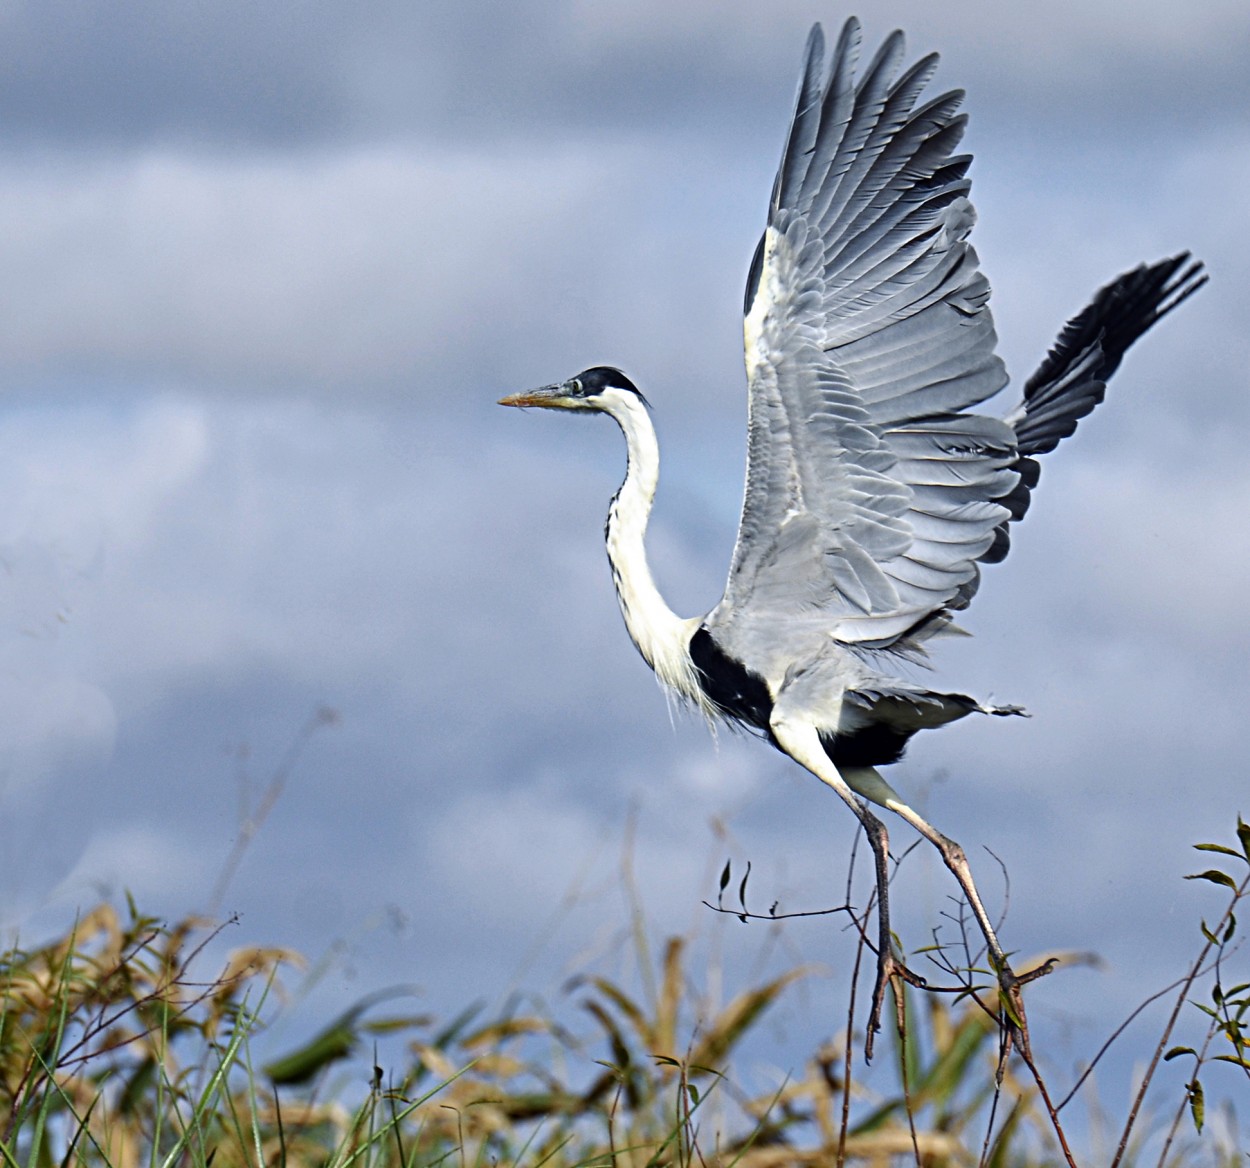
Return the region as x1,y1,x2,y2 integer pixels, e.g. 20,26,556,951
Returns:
714,18,1010,657
982,253,1208,559
709,19,1204,673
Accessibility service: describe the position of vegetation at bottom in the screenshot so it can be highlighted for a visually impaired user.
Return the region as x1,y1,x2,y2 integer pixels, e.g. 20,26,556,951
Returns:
1,820,1248,1167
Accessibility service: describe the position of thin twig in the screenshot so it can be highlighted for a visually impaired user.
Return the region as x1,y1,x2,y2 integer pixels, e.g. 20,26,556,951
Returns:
893,980,922,1168
1014,1040,1080,1168
837,898,869,1168
977,1069,1004,1168
1110,868,1250,1168
1057,959,1225,1112
1155,1004,1224,1168
702,901,856,923
208,705,339,916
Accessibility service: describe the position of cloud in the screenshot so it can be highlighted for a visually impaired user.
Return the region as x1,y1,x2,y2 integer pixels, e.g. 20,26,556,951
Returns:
0,671,115,796
0,0,1242,1114
2,0,1244,159
0,0,346,147
54,824,213,906
0,146,644,395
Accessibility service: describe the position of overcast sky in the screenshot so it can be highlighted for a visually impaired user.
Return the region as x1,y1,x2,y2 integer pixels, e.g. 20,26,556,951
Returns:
1,0,1247,1126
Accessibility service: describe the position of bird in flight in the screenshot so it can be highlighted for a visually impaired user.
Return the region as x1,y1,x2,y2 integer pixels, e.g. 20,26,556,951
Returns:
500,18,1204,1053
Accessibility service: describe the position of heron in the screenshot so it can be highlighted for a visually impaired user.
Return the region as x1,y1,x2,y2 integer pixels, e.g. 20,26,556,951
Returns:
499,18,1205,1050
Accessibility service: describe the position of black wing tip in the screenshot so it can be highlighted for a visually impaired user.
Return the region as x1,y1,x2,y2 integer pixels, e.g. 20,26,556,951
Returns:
1001,248,1205,541
1111,251,1207,319
1152,251,1208,319
1095,250,1207,370
1023,249,1207,407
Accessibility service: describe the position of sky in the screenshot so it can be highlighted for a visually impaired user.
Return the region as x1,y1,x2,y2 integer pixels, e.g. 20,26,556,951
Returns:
1,0,1248,1131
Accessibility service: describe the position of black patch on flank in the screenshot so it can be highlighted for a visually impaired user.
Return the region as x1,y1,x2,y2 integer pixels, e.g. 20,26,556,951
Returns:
820,726,910,768
689,626,914,769
743,232,766,316
689,626,772,731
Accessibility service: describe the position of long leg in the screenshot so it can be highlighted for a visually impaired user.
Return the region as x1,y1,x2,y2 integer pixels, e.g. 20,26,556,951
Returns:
842,765,1035,1055
769,712,924,1057
843,767,1007,964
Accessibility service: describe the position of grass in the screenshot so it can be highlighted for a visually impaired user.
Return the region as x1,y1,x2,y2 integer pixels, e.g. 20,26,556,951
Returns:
1,821,1247,1166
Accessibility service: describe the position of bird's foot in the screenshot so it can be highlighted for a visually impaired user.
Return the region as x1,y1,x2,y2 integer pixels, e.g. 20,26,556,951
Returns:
865,944,927,1062
988,954,1055,1068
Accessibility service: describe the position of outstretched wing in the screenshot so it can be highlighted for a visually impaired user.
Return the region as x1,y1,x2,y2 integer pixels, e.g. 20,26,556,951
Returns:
709,19,1014,654
985,252,1207,562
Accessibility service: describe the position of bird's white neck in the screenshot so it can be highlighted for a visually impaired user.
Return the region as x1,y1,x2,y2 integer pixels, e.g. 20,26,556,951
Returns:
601,391,705,708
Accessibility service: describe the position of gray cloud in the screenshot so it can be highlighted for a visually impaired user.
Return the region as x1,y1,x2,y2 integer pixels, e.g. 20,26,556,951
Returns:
2,1,1245,151
0,1,345,147
0,0,1244,1117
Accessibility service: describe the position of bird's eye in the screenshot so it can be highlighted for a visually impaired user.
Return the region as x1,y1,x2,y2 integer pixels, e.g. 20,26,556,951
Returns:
568,378,584,395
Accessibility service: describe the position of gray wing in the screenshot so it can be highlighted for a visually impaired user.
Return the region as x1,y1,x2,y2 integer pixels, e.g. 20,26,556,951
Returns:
709,19,1015,654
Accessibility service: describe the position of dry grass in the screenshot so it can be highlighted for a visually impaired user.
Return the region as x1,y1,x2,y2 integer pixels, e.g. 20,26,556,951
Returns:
1,820,1247,1166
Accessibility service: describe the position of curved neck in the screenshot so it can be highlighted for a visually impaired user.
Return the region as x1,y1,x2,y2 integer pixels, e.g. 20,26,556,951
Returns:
601,392,701,703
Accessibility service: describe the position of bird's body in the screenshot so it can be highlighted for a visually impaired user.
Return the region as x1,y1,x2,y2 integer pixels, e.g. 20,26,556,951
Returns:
551,365,1023,777
596,385,994,766
501,17,1204,1050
